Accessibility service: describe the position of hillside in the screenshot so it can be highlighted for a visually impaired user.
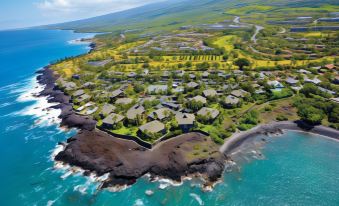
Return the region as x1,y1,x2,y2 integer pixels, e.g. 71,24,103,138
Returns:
46,0,339,33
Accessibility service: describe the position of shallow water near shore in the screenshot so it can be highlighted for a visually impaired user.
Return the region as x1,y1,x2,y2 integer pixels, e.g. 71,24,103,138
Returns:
0,29,339,206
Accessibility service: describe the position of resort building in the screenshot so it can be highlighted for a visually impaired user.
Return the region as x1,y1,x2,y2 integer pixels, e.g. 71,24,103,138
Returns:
138,120,166,137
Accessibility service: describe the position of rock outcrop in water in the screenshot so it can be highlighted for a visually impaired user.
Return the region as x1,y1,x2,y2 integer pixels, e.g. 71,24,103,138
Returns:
55,130,226,188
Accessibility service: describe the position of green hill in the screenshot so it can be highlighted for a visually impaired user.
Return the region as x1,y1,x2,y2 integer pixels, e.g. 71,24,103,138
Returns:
46,0,338,33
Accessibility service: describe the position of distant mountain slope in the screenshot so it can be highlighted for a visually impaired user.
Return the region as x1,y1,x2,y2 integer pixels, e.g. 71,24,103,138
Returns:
46,0,339,33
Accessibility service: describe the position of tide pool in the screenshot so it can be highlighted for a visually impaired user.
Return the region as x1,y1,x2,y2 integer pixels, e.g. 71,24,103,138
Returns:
0,29,338,206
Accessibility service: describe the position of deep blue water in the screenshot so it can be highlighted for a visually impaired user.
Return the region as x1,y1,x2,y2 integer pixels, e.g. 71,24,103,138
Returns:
0,29,338,206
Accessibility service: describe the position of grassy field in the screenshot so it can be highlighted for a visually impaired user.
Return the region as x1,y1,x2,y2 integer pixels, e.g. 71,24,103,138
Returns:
213,35,238,52
225,5,275,15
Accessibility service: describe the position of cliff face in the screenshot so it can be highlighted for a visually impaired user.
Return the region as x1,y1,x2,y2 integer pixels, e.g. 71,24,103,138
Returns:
55,130,226,188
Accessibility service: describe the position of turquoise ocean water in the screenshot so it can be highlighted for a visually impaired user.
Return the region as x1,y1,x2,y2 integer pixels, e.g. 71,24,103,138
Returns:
0,29,338,206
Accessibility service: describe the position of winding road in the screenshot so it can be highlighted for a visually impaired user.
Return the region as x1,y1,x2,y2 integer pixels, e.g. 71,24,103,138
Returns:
233,16,264,44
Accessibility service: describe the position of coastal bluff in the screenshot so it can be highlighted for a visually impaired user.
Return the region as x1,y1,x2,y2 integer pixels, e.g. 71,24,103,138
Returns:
55,130,226,188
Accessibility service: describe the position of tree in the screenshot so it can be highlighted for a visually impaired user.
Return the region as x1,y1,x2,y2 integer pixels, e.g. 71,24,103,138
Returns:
328,106,339,123
297,105,325,125
222,54,229,62
185,100,204,112
234,58,250,70
300,83,332,98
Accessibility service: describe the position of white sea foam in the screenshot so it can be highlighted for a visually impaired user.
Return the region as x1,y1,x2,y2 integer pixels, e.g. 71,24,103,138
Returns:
46,200,56,206
51,144,65,160
150,176,183,189
74,180,92,195
0,81,26,93
190,193,204,205
15,76,62,127
5,122,26,132
0,102,13,108
133,199,144,206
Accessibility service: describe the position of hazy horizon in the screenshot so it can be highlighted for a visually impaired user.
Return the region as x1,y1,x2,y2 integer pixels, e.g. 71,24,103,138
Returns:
0,0,165,30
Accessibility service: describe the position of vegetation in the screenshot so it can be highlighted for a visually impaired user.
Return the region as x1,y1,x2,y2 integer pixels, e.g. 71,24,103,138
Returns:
49,0,339,145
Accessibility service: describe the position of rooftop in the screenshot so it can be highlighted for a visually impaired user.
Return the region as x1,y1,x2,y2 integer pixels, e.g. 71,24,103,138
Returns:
197,107,220,119
139,120,165,134
127,105,145,120
103,113,125,125
176,113,195,125
115,98,133,105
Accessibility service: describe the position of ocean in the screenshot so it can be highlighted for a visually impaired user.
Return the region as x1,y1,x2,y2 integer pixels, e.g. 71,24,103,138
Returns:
0,29,338,206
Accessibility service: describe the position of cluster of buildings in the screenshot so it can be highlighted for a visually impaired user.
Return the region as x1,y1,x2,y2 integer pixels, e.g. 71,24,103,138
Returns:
56,60,338,141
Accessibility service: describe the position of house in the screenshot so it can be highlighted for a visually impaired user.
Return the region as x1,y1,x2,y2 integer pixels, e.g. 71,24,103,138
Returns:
285,77,299,86
189,74,196,79
252,83,260,88
330,98,339,104
173,86,184,93
324,64,336,70
333,77,339,85
176,113,195,131
162,102,180,111
148,108,173,121
223,84,239,91
267,80,284,89
255,88,266,94
85,106,98,115
231,89,249,98
83,82,95,89
191,95,207,104
77,94,91,102
127,105,145,120
305,77,321,85
298,69,311,74
203,89,217,98
202,71,210,78
187,82,199,89
148,85,168,93
318,87,336,95
139,120,166,136
233,70,243,75
262,71,273,77
115,98,133,105
76,102,94,112
223,95,240,108
58,79,77,91
100,104,116,117
87,59,111,67
258,72,266,79
197,107,220,121
111,89,124,100
102,113,125,129
162,71,170,79
175,70,185,77
143,69,149,76
72,74,80,80
73,90,85,97
128,72,137,78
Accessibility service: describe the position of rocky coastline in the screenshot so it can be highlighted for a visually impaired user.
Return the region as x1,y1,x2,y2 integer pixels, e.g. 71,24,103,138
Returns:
220,121,339,155
36,67,226,189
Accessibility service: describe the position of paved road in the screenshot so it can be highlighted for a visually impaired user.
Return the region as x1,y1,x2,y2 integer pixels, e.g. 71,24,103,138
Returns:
233,16,264,44
251,25,264,44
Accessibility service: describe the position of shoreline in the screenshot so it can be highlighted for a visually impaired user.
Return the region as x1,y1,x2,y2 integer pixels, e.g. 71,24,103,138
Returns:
221,121,339,155
36,66,226,190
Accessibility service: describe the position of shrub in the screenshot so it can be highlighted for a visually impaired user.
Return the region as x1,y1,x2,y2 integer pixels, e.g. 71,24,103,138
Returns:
276,115,288,121
297,105,325,125
210,133,224,144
